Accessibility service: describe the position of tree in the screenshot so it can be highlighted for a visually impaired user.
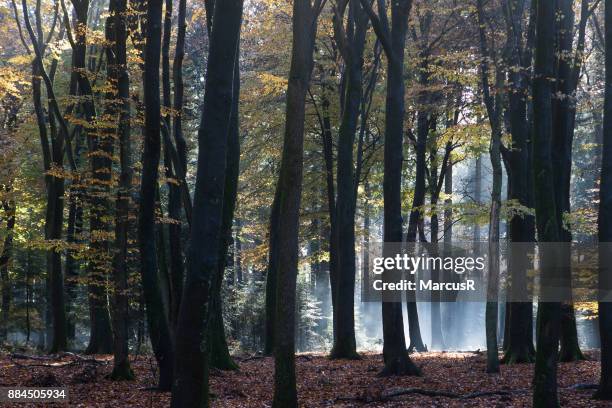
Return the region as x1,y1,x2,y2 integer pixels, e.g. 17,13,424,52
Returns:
21,0,68,352
595,0,612,399
109,0,134,380
476,0,503,374
532,0,563,405
268,0,324,405
138,0,174,389
361,0,420,375
501,0,537,365
0,188,15,341
209,53,241,371
170,0,244,405
329,0,369,360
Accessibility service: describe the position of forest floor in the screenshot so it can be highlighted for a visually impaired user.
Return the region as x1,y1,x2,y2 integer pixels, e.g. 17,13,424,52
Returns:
0,350,607,407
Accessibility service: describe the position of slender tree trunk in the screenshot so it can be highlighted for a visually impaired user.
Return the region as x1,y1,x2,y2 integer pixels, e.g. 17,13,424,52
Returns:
477,0,502,374
269,2,321,406
362,0,420,376
331,0,368,360
404,56,429,354
553,0,584,363
138,0,174,389
264,187,280,356
320,92,339,343
109,0,134,380
0,193,15,341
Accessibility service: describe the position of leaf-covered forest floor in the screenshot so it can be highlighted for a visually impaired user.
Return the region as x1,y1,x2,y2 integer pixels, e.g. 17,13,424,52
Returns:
0,351,607,407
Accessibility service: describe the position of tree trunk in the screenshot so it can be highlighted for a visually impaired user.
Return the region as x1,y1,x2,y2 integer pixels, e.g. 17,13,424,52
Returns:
596,0,612,399
532,0,562,405
553,0,584,363
0,193,15,341
170,0,243,406
330,0,368,360
404,56,429,354
268,2,321,406
138,0,174,389
109,0,134,380
501,0,536,364
477,0,503,374
363,0,420,376
264,187,280,356
209,57,241,371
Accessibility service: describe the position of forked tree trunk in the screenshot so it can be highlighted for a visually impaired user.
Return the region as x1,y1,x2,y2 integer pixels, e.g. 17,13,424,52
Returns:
361,0,420,376
170,0,243,406
138,0,174,390
331,0,368,360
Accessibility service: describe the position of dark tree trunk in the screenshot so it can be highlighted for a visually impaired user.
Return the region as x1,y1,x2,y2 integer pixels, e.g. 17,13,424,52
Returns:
0,193,15,341
264,187,280,356
167,0,188,322
170,0,243,406
595,0,612,399
362,0,420,376
21,0,69,352
138,0,174,390
501,0,536,365
109,0,134,380
532,0,562,405
161,0,183,329
330,0,368,360
404,56,429,354
209,57,241,371
553,0,584,363
268,2,321,406
477,0,503,374
320,92,339,343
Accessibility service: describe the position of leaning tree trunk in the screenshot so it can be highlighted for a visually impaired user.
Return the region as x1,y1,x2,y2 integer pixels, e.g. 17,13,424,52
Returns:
270,1,322,406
